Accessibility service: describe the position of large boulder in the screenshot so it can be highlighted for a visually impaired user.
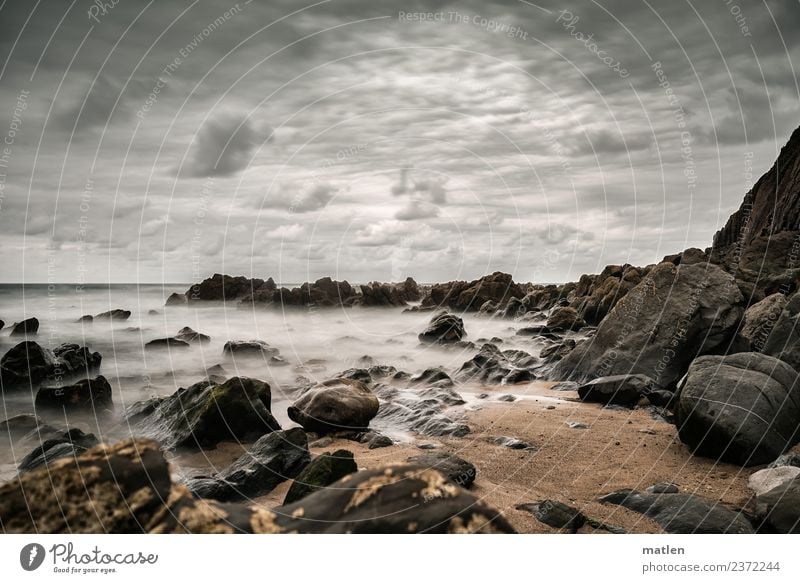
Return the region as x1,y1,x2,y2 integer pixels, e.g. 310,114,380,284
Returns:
10,317,39,336
577,374,655,407
133,376,280,448
188,428,310,501
552,262,744,388
283,449,357,504
35,376,114,412
753,475,800,533
418,311,466,344
762,294,800,370
675,352,800,466
0,341,101,391
741,293,788,350
0,439,513,533
599,489,753,533
546,306,586,331
287,378,379,434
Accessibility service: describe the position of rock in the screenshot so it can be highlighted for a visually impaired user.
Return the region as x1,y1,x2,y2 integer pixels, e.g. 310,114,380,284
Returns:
566,421,588,429
753,475,800,533
491,436,533,450
599,489,754,533
367,434,394,449
552,262,744,388
498,394,517,402
550,381,579,392
282,449,357,504
77,315,93,323
174,327,210,343
644,389,675,408
0,319,3,330
675,352,800,466
455,344,535,385
418,311,466,344
376,393,470,438
417,441,441,450
646,483,680,494
239,276,357,308
288,378,379,434
35,376,113,412
416,384,464,406
17,429,99,472
409,367,454,386
274,464,516,533
147,309,160,315
421,272,525,312
741,293,788,350
516,500,586,532
144,337,191,350
540,339,576,362
568,265,645,325
188,428,310,501
187,274,265,302
134,376,280,448
94,309,131,320
10,317,39,336
357,278,420,307
577,374,654,407
748,467,800,496
222,339,279,358
406,452,477,488
546,307,586,331
762,294,800,371
165,292,187,306
768,453,800,468
1,341,101,391
309,436,334,448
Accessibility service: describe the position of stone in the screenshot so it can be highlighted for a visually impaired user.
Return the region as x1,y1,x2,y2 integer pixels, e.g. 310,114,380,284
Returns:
283,449,357,504
455,344,535,385
646,483,680,494
753,475,800,533
144,337,191,350
675,352,800,466
35,376,113,412
762,294,800,371
9,317,39,336
741,293,788,350
288,378,379,434
174,327,211,343
188,428,310,501
491,436,533,450
748,466,800,496
420,272,525,313
418,311,466,344
546,307,586,331
406,452,477,488
577,374,654,407
165,292,187,306
17,429,99,473
94,309,131,320
222,339,279,358
516,500,585,532
599,489,753,534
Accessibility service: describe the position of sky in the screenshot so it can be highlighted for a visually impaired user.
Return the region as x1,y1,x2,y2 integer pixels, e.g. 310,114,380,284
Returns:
0,0,797,284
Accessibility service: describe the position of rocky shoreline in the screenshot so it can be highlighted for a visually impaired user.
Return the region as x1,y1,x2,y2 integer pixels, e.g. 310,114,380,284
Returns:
1,127,800,534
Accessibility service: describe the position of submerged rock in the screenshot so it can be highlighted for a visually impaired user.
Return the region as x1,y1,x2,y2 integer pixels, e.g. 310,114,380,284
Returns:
35,376,113,412
1,341,101,391
188,428,310,501
174,327,211,343
418,311,466,344
223,340,279,358
599,489,753,534
283,449,357,504
455,343,535,384
17,428,99,473
288,378,379,434
94,309,131,320
675,352,800,466
10,317,39,336
144,337,191,350
165,292,187,306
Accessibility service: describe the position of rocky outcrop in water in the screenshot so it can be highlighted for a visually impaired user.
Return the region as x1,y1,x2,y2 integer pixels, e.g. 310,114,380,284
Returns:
9,317,39,336
94,309,131,320
418,311,466,344
288,378,379,434
144,337,191,350
35,376,113,413
17,428,98,473
420,272,524,312
674,352,800,466
358,278,421,306
175,327,211,343
1,341,101,391
455,343,535,384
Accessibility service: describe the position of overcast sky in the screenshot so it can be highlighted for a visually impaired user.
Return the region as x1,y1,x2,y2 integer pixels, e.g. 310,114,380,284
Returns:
0,0,797,284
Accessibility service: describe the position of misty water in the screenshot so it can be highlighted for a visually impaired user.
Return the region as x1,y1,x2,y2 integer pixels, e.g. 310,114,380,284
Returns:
0,283,555,481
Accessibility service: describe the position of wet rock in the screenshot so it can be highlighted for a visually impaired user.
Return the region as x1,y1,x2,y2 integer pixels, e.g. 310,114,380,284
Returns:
409,367,454,387
762,294,800,371
165,292,187,306
753,475,800,533
420,272,524,313
768,453,800,468
646,483,680,494
566,421,588,429
357,278,420,306
540,339,576,362
375,397,469,438
144,337,191,350
95,309,131,320
223,340,280,358
418,311,466,344
77,315,93,323
741,293,787,350
749,467,800,496
283,449,357,504
455,344,535,385
122,397,165,424
552,262,744,388
407,452,476,488
274,465,516,533
515,325,556,337
491,436,533,450
188,428,310,501
338,368,373,384
10,317,39,336
288,378,379,434
175,327,211,343
599,489,754,533
498,394,517,402
577,374,654,407
35,376,113,412
17,429,99,473
367,433,394,449
134,376,280,448
516,500,586,532
546,307,586,331
675,352,800,466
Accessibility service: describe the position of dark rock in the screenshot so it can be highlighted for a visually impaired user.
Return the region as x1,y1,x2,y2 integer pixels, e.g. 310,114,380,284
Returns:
283,449,357,504
187,274,265,302
646,483,680,494
288,378,379,434
675,352,800,466
144,337,191,350
188,428,310,501
540,339,576,362
644,389,675,408
515,325,555,336
338,368,373,384
553,262,744,388
174,327,210,343
35,376,113,412
134,376,280,448
599,489,753,533
0,319,3,330
94,309,131,320
577,374,654,407
409,367,454,387
1,341,101,391
165,292,187,306
17,429,99,473
367,434,394,449
77,315,93,323
420,272,525,313
741,293,787,350
753,475,800,533
10,317,39,336
456,344,535,385
357,278,420,307
406,452,476,488
273,464,516,533
568,265,644,325
375,398,469,438
546,307,586,331
122,397,165,423
498,394,517,402
550,381,579,392
148,309,160,315
516,500,585,532
768,453,800,468
418,311,466,344
762,294,800,370
222,340,279,358
0,414,43,441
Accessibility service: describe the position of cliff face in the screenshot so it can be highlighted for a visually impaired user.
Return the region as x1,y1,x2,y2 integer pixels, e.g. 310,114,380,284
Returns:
711,125,800,300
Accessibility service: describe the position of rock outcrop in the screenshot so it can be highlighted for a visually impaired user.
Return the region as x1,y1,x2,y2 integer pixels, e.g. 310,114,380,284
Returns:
9,317,39,336
287,378,379,434
418,311,466,344
283,449,357,504
35,376,114,412
420,272,524,312
1,341,101,391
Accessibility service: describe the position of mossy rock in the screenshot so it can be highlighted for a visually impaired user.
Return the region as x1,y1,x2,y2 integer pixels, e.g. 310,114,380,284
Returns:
283,449,357,504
